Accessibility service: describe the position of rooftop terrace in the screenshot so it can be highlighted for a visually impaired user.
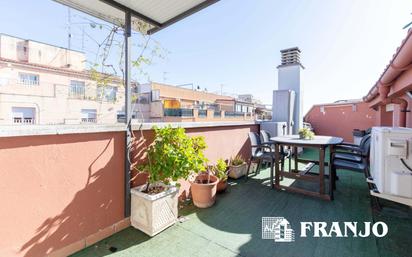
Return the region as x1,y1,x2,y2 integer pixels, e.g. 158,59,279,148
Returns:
72,149,412,257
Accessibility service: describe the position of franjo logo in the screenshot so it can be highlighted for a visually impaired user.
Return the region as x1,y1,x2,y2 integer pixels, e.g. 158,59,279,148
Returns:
262,217,388,242
262,217,295,242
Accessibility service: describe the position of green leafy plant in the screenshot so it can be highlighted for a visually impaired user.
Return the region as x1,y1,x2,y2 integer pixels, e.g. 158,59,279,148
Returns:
230,155,245,166
299,128,315,140
141,125,208,193
213,158,228,181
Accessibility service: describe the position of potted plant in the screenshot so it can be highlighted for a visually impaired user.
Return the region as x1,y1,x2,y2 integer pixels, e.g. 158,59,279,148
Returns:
299,127,315,140
189,137,220,208
130,125,207,236
213,158,228,193
228,155,247,179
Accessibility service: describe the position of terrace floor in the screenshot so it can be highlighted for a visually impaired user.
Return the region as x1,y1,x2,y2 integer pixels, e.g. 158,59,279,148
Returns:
72,149,412,257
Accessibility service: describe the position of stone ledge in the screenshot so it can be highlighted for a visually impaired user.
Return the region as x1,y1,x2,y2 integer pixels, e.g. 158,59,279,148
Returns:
0,124,126,138
0,121,258,138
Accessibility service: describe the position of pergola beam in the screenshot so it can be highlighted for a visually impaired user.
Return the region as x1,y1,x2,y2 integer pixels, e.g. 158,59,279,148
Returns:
147,0,219,34
99,0,161,28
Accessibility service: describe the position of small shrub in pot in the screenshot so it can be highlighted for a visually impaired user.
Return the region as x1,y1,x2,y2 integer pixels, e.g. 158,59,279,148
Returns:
213,158,228,193
228,155,247,179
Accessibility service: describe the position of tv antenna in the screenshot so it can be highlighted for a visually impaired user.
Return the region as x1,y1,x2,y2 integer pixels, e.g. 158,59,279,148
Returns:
403,13,412,29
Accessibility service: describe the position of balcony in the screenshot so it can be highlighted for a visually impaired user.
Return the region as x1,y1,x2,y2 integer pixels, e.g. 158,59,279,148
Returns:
17,78,39,86
13,117,35,124
81,118,97,123
71,147,408,257
1,122,410,257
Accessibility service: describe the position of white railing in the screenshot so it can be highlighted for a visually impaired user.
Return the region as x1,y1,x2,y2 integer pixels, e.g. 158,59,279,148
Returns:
68,86,86,99
81,118,97,123
18,79,39,86
13,118,35,124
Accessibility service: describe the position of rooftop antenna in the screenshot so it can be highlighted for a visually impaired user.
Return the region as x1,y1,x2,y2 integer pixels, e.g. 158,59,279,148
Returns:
163,71,168,82
403,13,412,29
66,7,72,67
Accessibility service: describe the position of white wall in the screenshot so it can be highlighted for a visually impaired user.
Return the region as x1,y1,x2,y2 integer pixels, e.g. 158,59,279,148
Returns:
277,64,303,134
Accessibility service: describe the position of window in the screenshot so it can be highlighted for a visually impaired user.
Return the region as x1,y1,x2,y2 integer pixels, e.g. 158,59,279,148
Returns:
69,80,85,99
18,73,39,85
151,89,160,101
12,107,35,124
81,109,97,123
97,85,117,102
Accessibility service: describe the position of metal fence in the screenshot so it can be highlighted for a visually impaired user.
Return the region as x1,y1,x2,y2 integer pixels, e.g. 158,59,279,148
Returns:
225,111,244,117
164,108,194,117
81,118,97,123
13,117,35,124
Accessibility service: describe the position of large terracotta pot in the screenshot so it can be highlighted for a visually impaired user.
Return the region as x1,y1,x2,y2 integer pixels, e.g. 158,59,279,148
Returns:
190,174,218,208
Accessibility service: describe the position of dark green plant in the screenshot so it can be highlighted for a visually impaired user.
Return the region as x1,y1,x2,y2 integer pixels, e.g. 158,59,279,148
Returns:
142,125,208,192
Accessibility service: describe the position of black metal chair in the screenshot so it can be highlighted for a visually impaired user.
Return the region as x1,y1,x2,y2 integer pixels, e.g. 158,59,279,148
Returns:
247,132,286,184
333,134,371,163
330,135,372,189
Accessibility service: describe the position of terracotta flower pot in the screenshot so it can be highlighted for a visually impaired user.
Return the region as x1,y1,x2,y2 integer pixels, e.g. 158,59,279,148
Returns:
190,174,218,208
216,179,228,193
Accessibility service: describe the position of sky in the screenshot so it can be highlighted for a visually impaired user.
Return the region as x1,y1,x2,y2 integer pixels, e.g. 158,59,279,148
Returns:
1,0,412,113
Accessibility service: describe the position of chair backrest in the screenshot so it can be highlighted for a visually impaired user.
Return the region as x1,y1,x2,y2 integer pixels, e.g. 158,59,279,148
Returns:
362,136,372,156
260,130,271,143
248,132,261,157
359,134,371,152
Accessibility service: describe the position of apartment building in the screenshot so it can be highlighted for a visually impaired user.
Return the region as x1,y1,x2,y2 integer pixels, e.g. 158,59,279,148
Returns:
0,33,124,125
134,82,258,122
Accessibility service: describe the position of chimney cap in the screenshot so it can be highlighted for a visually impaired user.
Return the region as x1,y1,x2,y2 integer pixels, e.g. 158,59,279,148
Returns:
280,47,301,53
278,46,304,68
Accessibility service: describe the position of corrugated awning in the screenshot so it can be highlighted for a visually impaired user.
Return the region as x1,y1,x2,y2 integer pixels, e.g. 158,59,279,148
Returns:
53,0,218,34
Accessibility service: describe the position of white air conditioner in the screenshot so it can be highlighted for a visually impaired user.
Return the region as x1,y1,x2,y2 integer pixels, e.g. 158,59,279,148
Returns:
369,127,412,206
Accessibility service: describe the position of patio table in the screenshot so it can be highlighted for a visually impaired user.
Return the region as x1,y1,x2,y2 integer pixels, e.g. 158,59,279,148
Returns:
270,135,343,201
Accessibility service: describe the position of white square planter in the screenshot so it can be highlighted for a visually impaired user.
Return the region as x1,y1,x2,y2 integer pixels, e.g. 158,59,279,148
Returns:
228,163,248,179
130,183,178,237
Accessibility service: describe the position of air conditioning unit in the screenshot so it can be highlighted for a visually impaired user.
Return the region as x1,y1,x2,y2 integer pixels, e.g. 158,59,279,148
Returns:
369,127,412,206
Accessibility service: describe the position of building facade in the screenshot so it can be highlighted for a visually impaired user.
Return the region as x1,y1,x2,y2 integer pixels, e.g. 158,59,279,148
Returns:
0,34,124,125
134,82,258,122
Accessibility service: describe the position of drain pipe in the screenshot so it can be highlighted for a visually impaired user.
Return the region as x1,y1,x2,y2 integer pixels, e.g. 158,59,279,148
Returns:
388,97,408,127
392,98,408,127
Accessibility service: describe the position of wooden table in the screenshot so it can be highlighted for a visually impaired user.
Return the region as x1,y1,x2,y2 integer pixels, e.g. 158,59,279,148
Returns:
270,135,343,201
